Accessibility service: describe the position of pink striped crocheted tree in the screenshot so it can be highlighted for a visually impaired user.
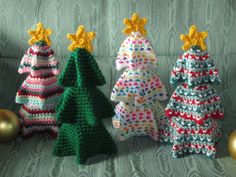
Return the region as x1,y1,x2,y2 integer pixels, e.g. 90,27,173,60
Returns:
15,23,63,137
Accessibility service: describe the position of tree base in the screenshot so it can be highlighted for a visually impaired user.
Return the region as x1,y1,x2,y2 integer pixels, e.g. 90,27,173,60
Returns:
53,122,117,164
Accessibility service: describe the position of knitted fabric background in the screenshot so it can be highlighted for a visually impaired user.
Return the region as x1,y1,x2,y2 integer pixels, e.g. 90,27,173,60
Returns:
0,0,236,177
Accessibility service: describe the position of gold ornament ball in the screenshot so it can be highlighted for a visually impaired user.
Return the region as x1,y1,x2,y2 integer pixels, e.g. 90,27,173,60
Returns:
228,130,236,160
0,109,20,142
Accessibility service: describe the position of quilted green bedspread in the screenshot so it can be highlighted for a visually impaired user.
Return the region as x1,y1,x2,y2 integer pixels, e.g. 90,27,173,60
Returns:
0,0,236,176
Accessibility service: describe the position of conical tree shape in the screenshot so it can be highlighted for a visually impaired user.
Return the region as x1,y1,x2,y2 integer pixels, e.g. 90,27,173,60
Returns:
59,48,105,88
111,13,171,142
53,25,117,164
58,55,78,88
15,23,63,137
165,25,224,158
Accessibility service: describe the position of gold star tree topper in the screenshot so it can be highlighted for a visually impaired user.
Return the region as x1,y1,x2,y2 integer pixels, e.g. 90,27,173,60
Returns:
123,13,147,36
67,25,96,52
28,22,52,46
180,25,208,51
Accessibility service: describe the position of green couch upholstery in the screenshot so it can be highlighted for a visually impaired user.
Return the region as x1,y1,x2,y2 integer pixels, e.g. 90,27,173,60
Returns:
0,0,236,176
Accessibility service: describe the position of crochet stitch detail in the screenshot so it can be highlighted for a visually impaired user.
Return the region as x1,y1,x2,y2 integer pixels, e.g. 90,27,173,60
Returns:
123,13,147,36
166,25,223,158
111,15,170,142
67,25,96,52
180,25,208,51
28,22,52,46
16,24,63,137
53,26,117,164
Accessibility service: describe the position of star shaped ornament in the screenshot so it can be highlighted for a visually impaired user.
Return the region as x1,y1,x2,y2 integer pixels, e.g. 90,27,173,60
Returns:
28,22,52,46
180,25,208,51
67,25,96,52
123,13,147,36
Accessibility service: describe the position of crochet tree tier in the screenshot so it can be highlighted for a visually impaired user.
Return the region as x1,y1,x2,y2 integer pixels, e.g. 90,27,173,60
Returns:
15,23,63,137
111,13,171,141
165,25,224,158
53,26,117,164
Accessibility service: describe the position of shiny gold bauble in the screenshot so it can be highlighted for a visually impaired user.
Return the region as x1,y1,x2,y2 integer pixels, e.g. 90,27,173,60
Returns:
228,130,236,160
0,109,20,142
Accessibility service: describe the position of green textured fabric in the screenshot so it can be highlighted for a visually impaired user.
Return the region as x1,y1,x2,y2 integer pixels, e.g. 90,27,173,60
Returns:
56,87,115,125
53,48,117,164
59,48,105,87
0,0,236,176
53,121,117,164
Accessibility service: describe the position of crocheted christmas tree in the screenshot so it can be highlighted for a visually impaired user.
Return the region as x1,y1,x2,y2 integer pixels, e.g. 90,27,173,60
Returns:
111,13,171,141
15,23,63,137
165,25,224,158
53,25,117,164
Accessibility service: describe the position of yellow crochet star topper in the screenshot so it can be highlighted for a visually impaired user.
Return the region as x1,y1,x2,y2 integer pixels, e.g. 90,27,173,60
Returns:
67,25,96,53
123,13,147,36
28,22,52,46
180,25,208,51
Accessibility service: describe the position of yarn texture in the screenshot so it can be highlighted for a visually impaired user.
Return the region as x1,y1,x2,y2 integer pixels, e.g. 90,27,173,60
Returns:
15,23,63,137
165,25,224,158
111,13,171,142
53,26,117,164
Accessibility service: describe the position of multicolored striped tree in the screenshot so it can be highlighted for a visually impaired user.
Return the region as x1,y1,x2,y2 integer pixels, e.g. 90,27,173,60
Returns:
165,25,224,158
111,13,170,141
15,23,63,137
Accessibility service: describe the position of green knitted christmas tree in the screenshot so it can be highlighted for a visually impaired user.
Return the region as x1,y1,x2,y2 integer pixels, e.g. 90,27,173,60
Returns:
53,25,117,164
